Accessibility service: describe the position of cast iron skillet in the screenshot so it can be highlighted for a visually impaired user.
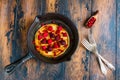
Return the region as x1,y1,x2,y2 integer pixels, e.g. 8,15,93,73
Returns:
4,13,79,75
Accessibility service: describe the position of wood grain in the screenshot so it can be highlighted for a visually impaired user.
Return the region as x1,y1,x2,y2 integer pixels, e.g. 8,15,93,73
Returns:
90,0,116,80
0,0,118,80
116,0,120,80
57,0,91,80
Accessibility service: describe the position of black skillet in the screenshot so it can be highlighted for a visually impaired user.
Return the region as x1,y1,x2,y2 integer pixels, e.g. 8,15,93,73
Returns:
4,13,79,75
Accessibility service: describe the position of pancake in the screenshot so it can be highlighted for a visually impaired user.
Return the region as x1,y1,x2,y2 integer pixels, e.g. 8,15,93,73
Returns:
34,23,70,58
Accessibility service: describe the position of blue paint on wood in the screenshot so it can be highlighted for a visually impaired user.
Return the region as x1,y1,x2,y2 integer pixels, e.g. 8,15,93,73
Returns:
82,51,90,71
38,63,65,80
36,0,46,15
55,0,70,18
5,30,13,45
116,0,120,80
10,0,24,62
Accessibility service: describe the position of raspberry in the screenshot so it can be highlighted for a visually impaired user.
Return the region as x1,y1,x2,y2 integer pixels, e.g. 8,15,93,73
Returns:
42,32,48,37
41,38,47,44
41,46,47,50
47,39,53,44
58,26,62,31
56,30,60,34
38,35,42,40
62,32,67,37
53,42,59,48
48,26,53,31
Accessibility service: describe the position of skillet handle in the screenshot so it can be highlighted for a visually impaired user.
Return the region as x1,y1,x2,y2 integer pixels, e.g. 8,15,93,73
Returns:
4,53,33,75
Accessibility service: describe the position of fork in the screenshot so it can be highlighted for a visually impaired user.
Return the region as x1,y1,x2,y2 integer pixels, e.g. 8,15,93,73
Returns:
88,34,115,71
81,38,115,71
81,39,107,75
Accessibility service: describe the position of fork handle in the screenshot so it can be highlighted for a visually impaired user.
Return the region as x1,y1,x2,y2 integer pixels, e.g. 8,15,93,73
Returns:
96,53,115,70
97,56,107,75
95,52,107,75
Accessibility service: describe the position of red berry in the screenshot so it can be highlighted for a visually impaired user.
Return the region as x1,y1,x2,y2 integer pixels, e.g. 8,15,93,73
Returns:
43,30,48,33
58,26,62,31
36,46,40,49
38,35,42,40
41,38,47,44
60,40,66,45
48,26,53,31
47,39,53,44
56,30,60,34
53,42,59,48
42,32,48,37
54,52,56,56
55,35,61,41
49,32,55,38
41,46,46,50
62,32,67,37
47,45,52,51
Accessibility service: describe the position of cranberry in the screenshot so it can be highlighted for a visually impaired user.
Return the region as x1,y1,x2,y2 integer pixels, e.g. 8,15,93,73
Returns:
47,39,53,44
41,38,47,44
42,32,48,38
38,35,42,40
48,26,53,31
58,26,63,31
41,46,46,50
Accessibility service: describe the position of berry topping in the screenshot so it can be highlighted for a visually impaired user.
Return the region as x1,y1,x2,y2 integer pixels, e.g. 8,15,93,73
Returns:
62,32,67,37
36,46,40,49
49,32,55,38
41,38,47,44
60,40,66,45
55,34,61,41
38,35,42,40
48,26,53,31
42,32,48,37
41,46,47,50
47,45,52,51
58,26,62,31
43,30,48,33
56,30,60,34
47,39,53,44
54,52,56,56
53,42,59,48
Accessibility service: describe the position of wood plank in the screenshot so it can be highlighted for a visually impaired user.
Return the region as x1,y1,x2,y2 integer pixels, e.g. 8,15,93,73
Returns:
90,0,116,80
55,0,92,80
116,0,120,80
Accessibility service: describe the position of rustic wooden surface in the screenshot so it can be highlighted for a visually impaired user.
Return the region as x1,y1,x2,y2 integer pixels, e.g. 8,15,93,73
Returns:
0,0,119,80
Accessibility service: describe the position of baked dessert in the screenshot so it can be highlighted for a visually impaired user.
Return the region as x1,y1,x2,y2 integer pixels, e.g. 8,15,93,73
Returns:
34,23,70,58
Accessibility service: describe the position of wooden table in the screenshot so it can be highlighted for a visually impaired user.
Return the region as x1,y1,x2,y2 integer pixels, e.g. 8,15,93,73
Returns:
0,0,119,80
